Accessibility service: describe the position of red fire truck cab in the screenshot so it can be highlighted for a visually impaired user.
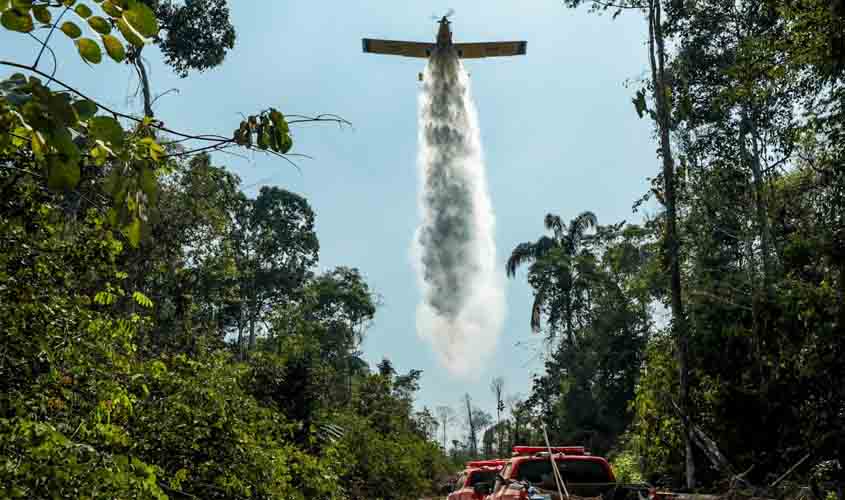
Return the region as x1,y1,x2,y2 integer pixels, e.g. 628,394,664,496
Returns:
488,446,617,500
448,460,508,500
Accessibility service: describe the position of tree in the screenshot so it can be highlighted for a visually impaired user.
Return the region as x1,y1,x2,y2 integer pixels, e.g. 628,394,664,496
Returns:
506,211,597,345
519,222,655,455
490,376,505,454
229,186,319,353
505,394,525,449
557,0,693,485
133,0,236,116
462,393,492,458
436,405,458,451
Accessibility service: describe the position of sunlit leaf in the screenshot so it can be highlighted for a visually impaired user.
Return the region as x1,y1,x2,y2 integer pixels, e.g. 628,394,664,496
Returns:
11,0,32,10
94,291,116,305
90,142,110,165
102,34,125,62
88,15,110,34
88,116,123,146
77,37,102,63
122,0,156,38
60,20,82,38
32,5,51,24
116,15,143,46
101,0,122,17
1,9,34,33
125,218,141,247
74,3,92,18
132,291,153,308
62,0,77,6
269,108,289,133
31,130,46,159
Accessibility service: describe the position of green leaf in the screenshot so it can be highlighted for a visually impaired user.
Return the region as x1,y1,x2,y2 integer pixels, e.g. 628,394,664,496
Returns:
94,291,116,305
47,155,81,190
101,0,122,17
87,15,110,34
132,291,153,308
269,108,289,133
90,142,110,165
116,16,143,46
51,125,80,158
11,0,32,10
73,99,98,120
62,0,76,6
47,93,78,126
60,20,82,38
31,131,46,159
102,34,125,62
32,5,51,24
88,116,123,146
77,37,103,64
274,128,292,154
74,3,92,18
1,9,34,32
139,165,156,196
46,127,81,190
122,0,156,37
632,89,648,119
125,217,141,247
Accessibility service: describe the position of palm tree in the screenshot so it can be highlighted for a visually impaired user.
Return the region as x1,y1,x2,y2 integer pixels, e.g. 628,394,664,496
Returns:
506,211,597,345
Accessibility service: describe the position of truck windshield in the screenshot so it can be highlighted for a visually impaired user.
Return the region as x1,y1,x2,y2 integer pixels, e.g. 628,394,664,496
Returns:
468,469,497,486
516,459,611,486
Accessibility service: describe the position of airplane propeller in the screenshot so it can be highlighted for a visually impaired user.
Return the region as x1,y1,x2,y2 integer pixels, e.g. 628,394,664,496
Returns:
430,9,455,21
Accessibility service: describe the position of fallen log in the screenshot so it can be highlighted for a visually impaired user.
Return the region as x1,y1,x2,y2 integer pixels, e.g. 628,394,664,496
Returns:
770,454,812,489
671,400,735,476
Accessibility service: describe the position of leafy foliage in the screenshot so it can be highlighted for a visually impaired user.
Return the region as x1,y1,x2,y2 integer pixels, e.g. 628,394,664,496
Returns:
529,0,845,490
142,0,236,77
1,4,442,500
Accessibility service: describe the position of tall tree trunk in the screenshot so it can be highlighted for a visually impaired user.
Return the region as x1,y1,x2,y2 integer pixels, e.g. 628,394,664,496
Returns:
648,0,695,488
564,290,574,346
465,394,476,457
839,259,845,335
237,307,245,359
248,311,256,351
743,109,774,290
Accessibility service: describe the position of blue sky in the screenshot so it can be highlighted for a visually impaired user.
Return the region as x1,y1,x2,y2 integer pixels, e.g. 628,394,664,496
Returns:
2,1,657,443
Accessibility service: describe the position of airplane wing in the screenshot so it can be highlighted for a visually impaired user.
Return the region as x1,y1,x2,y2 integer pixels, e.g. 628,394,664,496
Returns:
362,39,436,58
454,41,527,58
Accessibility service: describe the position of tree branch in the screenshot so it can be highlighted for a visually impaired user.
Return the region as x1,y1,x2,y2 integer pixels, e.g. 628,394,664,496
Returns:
33,5,71,71
0,60,349,166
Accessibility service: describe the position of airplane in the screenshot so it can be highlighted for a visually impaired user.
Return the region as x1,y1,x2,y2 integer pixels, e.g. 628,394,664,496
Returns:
362,13,526,80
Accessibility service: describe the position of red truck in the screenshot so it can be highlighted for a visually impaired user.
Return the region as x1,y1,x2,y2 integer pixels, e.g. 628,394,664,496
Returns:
448,460,508,500
485,446,622,500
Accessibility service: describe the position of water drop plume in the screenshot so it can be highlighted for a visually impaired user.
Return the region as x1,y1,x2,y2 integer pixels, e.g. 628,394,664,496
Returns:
412,47,505,378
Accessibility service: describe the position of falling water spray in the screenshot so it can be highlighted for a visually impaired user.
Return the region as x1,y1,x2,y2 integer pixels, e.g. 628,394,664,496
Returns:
413,48,505,377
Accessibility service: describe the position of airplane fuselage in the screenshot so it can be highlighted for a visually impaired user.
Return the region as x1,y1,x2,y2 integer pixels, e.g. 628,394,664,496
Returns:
436,17,453,48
